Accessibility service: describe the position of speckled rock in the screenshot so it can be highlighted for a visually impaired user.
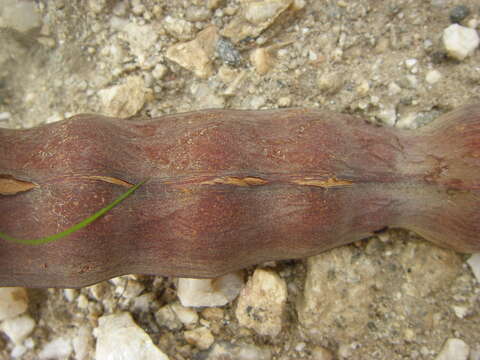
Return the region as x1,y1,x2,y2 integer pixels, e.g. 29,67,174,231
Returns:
235,269,287,337
177,272,244,307
95,312,169,360
0,288,28,321
298,242,463,344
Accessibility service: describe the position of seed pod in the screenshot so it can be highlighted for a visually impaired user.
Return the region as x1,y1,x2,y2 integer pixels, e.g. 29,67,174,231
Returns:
0,105,479,287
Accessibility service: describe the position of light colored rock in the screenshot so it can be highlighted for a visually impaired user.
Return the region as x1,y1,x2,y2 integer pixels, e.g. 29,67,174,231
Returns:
235,269,287,337
400,243,462,298
206,341,271,360
184,326,215,350
317,71,344,95
388,82,402,96
177,272,244,307
250,48,273,75
155,304,182,330
0,314,35,344
467,254,480,282
39,337,73,360
222,0,292,43
98,76,148,117
0,288,28,321
152,64,167,80
73,325,93,360
376,105,397,126
442,24,479,60
298,246,382,343
0,0,41,33
166,25,219,79
426,69,442,84
163,16,194,40
435,338,470,360
171,303,199,327
88,0,107,14
95,312,169,360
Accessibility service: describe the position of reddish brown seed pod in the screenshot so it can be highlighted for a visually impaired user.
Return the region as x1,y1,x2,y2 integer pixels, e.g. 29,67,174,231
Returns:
0,105,479,287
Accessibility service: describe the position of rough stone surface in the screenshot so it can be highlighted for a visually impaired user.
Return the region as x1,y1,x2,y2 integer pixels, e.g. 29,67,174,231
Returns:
39,337,73,360
235,269,287,337
298,241,463,345
94,312,169,360
177,272,244,307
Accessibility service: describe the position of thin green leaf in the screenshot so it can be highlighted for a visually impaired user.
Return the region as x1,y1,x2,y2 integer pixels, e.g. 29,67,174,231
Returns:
0,178,148,246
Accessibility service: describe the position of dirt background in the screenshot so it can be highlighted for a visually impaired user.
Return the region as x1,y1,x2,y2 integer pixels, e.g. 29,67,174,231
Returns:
0,0,479,359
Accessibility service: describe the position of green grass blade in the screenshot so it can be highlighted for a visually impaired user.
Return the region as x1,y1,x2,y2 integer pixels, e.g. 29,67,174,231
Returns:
0,179,148,246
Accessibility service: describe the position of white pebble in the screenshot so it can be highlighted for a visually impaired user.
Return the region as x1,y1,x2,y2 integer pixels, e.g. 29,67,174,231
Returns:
177,272,244,307
39,337,73,360
0,112,11,121
0,314,35,344
0,288,28,321
376,106,397,126
442,24,479,60
435,338,469,360
467,253,480,282
426,70,442,84
405,58,417,69
94,312,169,360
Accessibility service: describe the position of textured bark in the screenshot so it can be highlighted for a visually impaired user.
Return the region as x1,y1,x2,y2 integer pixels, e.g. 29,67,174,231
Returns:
0,105,479,287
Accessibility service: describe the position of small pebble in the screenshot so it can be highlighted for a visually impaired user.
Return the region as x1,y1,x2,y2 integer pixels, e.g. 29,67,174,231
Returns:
0,314,35,344
39,337,73,360
442,24,479,60
184,326,215,350
177,272,244,307
250,48,273,75
216,37,242,67
277,96,292,107
426,69,442,84
449,5,470,23
434,338,470,360
94,312,169,360
171,303,198,327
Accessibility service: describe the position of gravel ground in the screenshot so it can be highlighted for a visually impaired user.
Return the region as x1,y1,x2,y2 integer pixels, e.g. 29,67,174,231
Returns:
0,0,479,359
